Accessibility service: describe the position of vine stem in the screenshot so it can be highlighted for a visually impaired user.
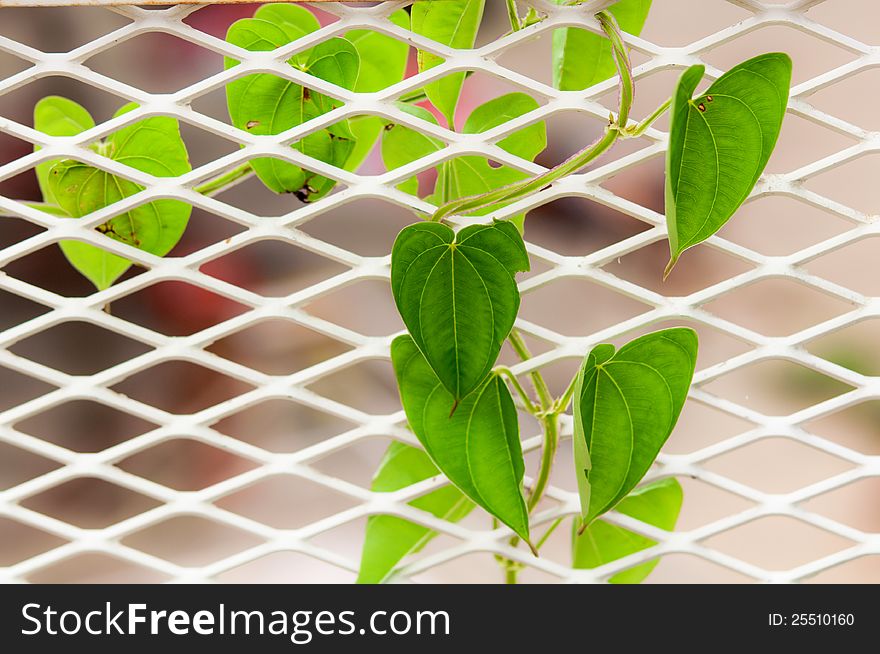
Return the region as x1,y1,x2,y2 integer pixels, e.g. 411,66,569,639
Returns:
505,0,522,32
193,163,253,196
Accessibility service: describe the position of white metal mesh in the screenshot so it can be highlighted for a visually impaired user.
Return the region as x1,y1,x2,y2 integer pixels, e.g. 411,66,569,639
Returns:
0,0,877,584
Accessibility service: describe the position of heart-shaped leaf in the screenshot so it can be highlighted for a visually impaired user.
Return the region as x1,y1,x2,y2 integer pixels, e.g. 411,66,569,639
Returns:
37,100,192,290
552,0,652,91
225,4,359,200
391,220,529,404
391,335,530,543
572,328,697,527
411,0,486,127
665,53,791,277
572,477,682,583
357,441,474,584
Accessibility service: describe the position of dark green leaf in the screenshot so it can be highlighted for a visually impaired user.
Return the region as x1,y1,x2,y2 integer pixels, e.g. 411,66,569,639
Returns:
665,53,791,276
553,0,652,91
411,0,485,126
572,477,682,583
357,441,474,584
38,101,192,290
572,328,697,526
391,335,530,541
225,4,359,200
391,220,529,403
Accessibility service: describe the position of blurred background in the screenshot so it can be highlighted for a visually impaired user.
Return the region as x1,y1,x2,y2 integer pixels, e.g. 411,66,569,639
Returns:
1,0,879,583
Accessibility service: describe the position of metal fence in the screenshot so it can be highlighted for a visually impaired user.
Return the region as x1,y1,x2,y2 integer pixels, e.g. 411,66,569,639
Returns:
0,0,878,583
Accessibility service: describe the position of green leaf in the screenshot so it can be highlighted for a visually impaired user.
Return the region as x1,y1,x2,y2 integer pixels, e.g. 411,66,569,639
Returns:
380,93,546,230
341,10,411,173
348,9,409,94
380,104,444,196
553,0,652,91
442,93,546,232
225,5,359,200
391,220,529,403
391,335,530,542
572,477,682,583
411,0,485,127
357,441,474,584
38,101,192,290
665,53,791,277
34,96,95,205
572,328,697,527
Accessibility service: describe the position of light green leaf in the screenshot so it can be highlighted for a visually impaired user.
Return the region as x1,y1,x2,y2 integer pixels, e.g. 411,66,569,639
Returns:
342,10,411,173
411,0,486,127
391,335,530,542
380,93,546,230
34,96,95,205
348,9,409,94
461,92,545,162
38,101,192,290
665,53,791,277
225,5,359,200
572,477,682,583
552,0,652,91
391,220,529,404
441,93,546,232
572,328,697,527
357,441,474,584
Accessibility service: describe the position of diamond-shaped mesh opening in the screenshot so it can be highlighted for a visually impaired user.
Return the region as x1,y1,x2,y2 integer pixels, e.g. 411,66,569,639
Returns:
213,398,357,454
111,360,255,414
0,442,61,491
305,280,402,338
701,278,855,337
802,478,880,533
208,318,352,376
201,238,350,297
2,241,144,297
704,437,855,494
0,7,129,52
718,196,854,256
525,198,651,257
607,239,755,296
701,360,855,416
16,400,156,452
701,516,855,571
806,318,880,377
805,401,880,456
0,0,876,585
805,153,879,215
19,476,161,529
0,366,55,412
299,199,418,256
307,359,400,415
0,517,67,566
215,474,360,529
116,438,258,491
806,237,880,297
704,24,859,85
85,32,224,94
110,280,250,337
9,321,151,375
641,0,751,47
122,516,264,567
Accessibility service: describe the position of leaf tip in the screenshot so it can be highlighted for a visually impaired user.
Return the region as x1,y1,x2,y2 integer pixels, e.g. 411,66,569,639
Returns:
527,539,539,558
